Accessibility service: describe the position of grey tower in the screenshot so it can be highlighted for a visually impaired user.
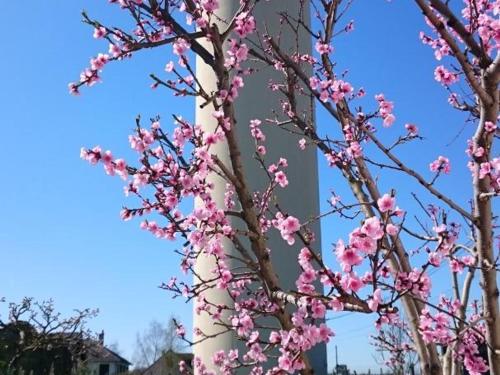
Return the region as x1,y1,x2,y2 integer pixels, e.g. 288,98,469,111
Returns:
194,1,326,373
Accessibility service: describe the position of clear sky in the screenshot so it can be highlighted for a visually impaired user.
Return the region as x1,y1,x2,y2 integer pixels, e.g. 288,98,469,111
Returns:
0,0,486,372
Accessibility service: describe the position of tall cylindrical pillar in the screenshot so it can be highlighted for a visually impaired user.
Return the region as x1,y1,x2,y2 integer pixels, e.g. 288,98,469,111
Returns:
194,1,326,373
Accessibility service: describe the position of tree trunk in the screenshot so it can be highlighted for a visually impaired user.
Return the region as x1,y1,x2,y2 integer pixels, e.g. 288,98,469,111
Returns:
474,70,500,375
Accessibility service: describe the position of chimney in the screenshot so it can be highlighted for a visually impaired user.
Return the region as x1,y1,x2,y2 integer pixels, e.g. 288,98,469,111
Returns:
98,330,104,345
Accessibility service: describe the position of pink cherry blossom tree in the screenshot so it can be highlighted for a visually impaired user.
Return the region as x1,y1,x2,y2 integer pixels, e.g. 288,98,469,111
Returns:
72,1,500,374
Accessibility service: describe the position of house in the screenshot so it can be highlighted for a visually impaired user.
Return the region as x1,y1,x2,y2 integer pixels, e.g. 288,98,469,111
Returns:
141,350,193,375
0,324,131,375
84,331,132,375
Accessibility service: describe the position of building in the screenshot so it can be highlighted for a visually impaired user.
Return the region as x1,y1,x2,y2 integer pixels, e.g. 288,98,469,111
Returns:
141,350,193,375
84,331,131,375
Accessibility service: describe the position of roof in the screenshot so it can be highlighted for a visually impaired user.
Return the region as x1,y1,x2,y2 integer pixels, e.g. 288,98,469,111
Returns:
87,344,132,366
142,350,193,375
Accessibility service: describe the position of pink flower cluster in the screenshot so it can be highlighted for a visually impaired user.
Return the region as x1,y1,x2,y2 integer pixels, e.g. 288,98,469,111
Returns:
395,269,431,300
420,299,489,375
273,213,300,246
462,0,500,55
173,38,191,57
405,123,419,136
200,0,219,12
429,155,451,174
434,65,459,86
375,94,395,127
309,77,353,104
315,40,333,55
80,146,128,180
225,39,249,69
420,32,451,60
234,12,256,38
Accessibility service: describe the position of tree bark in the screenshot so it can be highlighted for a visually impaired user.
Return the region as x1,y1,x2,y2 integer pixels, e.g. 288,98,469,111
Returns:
474,68,500,375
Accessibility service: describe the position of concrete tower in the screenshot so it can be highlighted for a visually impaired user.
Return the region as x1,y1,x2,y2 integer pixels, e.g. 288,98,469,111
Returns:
194,1,326,373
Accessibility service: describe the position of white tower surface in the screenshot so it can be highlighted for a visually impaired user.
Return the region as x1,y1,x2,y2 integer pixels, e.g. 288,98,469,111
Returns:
194,1,326,373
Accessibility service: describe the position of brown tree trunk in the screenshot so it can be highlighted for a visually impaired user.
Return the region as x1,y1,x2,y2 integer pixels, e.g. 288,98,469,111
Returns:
474,69,500,375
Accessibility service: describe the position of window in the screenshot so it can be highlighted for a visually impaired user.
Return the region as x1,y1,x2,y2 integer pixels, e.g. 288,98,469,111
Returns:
99,364,110,375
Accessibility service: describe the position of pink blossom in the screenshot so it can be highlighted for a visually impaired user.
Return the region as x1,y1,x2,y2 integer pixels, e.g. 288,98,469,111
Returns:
433,223,447,234
347,141,363,158
315,41,333,55
68,83,79,95
268,164,278,174
479,162,491,179
485,121,497,132
93,26,106,39
474,147,485,158
428,252,442,267
376,94,396,127
165,61,174,72
278,215,300,245
234,12,255,38
81,146,101,165
405,123,419,136
429,156,451,174
275,171,289,188
173,38,191,56
386,223,399,236
201,0,219,12
331,80,353,103
450,259,464,273
368,288,382,312
383,113,395,127
226,40,249,67
212,350,225,366
341,272,364,293
250,119,265,141
461,255,475,267
318,323,334,342
330,195,341,206
120,208,132,221
178,360,187,373
309,77,320,90
232,75,244,89
336,239,363,271
361,217,384,239
269,331,281,344
311,299,326,319
342,19,354,32
176,324,186,337
231,312,254,336
328,298,344,311
434,65,458,85
90,53,109,70
350,232,377,255
298,138,306,150
278,352,293,373
377,193,395,213
108,43,121,58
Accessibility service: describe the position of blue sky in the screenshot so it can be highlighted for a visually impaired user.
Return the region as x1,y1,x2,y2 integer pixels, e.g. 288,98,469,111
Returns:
0,0,487,372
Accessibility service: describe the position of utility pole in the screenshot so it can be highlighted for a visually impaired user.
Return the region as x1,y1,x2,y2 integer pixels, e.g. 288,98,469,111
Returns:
336,345,339,372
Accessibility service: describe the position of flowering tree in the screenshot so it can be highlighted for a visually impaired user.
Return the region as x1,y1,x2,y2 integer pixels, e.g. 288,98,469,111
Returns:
72,1,500,374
